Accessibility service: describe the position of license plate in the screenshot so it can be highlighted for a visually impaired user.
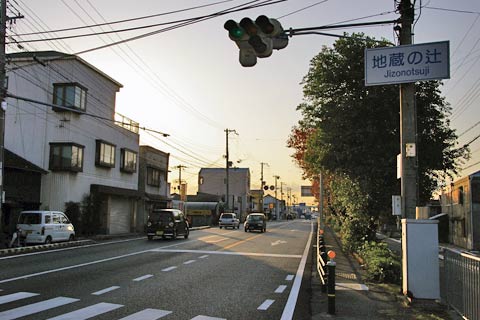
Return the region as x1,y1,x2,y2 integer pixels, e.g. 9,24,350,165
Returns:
156,231,164,236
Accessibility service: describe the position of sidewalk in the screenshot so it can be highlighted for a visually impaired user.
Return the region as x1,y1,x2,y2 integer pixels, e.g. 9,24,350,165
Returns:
310,226,457,320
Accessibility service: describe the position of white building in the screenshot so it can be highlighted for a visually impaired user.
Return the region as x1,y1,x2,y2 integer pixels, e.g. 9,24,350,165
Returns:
198,167,251,220
4,51,140,235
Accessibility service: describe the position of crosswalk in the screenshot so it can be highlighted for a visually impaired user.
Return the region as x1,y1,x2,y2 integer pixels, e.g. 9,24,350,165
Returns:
0,291,226,320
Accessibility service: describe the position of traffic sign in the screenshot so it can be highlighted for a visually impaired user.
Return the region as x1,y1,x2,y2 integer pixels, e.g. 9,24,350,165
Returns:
365,41,450,86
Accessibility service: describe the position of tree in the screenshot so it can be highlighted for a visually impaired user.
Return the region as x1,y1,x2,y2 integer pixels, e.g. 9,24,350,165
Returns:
288,33,468,228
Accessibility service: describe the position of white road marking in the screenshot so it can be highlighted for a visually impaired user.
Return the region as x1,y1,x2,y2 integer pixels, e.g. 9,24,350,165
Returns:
183,260,196,265
285,275,294,281
133,274,153,281
0,250,152,284
46,302,123,320
275,285,287,293
336,283,369,291
92,286,120,295
118,308,172,320
0,292,39,305
199,255,209,259
162,266,177,272
152,249,301,259
191,316,226,320
271,240,287,246
258,299,275,310
280,221,314,320
199,236,228,243
0,297,79,320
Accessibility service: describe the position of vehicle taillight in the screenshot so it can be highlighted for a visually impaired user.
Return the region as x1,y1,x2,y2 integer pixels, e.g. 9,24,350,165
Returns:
41,226,45,235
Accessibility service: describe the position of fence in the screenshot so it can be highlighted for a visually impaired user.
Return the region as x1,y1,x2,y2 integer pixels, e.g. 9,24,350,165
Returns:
441,247,480,320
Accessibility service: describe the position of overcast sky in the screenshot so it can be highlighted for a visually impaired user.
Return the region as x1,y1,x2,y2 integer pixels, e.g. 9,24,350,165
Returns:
8,0,480,204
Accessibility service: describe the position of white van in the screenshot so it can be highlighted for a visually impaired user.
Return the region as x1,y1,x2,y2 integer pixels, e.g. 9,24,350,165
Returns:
17,211,75,244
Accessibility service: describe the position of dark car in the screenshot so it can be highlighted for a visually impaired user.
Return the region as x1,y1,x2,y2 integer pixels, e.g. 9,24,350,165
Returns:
146,209,189,240
244,213,267,233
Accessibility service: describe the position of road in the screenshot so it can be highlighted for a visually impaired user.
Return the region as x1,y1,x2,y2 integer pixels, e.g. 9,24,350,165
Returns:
0,220,314,320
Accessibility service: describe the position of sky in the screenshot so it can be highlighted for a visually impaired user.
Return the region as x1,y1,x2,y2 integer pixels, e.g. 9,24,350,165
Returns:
7,0,480,205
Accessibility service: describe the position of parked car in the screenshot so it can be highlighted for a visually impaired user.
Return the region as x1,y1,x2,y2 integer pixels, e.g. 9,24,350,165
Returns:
244,213,267,232
17,210,75,244
218,212,240,229
146,209,189,240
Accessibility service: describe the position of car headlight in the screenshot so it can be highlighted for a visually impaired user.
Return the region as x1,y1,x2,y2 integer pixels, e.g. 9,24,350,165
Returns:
169,222,174,227
147,221,152,227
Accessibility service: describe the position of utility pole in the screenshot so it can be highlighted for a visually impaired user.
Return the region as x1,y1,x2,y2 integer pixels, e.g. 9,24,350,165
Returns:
260,162,268,212
274,175,280,220
225,129,237,212
399,0,417,219
0,0,7,234
319,172,324,228
174,165,186,191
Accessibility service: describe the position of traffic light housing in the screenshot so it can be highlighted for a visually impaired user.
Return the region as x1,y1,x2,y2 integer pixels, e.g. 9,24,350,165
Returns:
224,15,288,67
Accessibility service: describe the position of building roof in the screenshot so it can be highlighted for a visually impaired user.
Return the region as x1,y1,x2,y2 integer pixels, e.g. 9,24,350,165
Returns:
5,149,48,174
7,51,123,88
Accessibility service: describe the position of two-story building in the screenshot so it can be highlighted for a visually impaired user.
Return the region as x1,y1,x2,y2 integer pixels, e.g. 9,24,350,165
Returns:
3,51,140,235
198,167,251,221
137,145,170,232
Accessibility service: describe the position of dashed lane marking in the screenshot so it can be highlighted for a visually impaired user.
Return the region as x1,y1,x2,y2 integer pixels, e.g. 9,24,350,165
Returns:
161,266,177,272
285,275,294,281
257,299,275,311
275,285,287,294
183,260,196,265
152,249,301,259
133,274,153,282
92,286,120,296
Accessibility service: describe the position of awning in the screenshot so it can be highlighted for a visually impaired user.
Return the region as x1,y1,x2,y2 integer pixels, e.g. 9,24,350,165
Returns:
5,149,48,174
145,193,171,202
91,184,141,198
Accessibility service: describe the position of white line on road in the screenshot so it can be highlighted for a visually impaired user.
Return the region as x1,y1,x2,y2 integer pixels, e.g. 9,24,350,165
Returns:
183,260,196,265
285,275,294,281
257,299,275,310
199,255,209,259
92,286,120,296
46,302,123,320
275,285,287,293
162,266,177,272
280,221,313,320
0,297,79,320
191,316,226,320
133,274,153,282
152,249,302,259
118,308,172,320
0,292,39,305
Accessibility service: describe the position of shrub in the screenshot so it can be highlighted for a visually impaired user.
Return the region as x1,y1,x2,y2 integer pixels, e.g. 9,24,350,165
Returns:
359,241,400,283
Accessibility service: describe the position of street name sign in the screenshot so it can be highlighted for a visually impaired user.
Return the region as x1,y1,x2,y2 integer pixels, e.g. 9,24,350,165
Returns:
365,41,450,86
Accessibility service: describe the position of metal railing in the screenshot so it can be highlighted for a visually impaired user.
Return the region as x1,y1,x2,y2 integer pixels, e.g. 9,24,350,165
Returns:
316,222,327,287
441,248,480,320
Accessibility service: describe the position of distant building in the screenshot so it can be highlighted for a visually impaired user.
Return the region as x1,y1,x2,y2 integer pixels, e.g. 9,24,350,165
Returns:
198,167,251,220
439,171,480,251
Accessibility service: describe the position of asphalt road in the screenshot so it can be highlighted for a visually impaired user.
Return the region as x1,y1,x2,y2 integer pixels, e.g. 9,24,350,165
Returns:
0,220,314,320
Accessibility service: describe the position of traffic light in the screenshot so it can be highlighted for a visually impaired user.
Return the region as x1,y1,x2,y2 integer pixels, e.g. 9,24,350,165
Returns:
224,15,288,67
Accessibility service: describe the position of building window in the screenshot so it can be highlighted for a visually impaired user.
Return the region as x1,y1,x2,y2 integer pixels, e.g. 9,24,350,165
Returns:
49,143,84,172
53,83,87,112
95,140,115,168
147,167,161,187
120,148,137,173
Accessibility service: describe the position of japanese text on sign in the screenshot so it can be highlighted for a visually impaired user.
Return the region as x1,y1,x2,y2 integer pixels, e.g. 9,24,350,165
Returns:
365,41,450,86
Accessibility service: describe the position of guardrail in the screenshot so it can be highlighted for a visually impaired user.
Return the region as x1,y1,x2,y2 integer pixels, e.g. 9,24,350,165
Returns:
441,248,480,320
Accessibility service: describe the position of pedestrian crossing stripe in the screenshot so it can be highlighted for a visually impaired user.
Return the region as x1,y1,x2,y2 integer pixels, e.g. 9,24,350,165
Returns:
0,292,218,320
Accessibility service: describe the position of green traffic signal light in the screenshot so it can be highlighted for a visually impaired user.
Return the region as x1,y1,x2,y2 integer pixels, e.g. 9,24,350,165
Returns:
224,20,244,39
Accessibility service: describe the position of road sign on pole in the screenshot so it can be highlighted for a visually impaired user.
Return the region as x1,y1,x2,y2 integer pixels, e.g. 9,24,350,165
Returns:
365,41,450,86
